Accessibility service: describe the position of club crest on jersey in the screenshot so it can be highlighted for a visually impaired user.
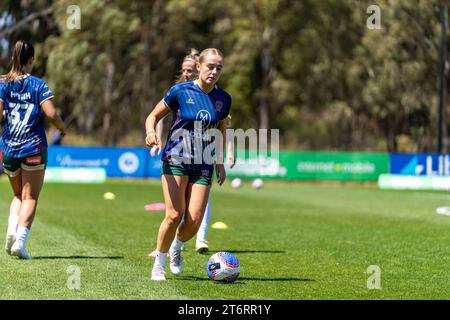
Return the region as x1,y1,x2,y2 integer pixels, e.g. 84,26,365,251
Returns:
196,110,211,126
215,101,223,113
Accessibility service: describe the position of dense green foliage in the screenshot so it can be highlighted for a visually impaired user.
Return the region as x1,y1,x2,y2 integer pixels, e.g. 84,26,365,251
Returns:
0,0,446,151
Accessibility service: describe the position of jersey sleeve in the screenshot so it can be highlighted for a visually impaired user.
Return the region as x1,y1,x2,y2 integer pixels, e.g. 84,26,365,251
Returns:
162,85,179,111
0,84,4,102
38,81,54,105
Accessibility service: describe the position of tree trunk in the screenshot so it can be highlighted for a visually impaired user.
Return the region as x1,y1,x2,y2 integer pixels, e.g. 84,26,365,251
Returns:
140,0,162,139
103,61,115,146
259,27,272,130
383,117,397,152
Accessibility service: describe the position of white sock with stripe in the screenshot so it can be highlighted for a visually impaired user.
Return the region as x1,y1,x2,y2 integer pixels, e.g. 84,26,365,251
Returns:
154,251,167,269
7,214,19,236
197,199,211,243
16,226,30,248
170,236,185,251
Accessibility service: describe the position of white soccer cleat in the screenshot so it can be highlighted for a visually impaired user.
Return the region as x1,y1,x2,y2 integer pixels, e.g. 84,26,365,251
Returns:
10,242,32,260
151,265,166,281
195,240,209,254
5,234,16,255
169,248,183,275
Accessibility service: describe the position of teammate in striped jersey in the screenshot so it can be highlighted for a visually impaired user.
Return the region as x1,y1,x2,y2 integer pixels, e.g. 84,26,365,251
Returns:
0,41,66,259
146,48,232,280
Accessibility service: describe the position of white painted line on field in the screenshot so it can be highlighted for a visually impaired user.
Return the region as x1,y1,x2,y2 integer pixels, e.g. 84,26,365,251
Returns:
436,207,450,216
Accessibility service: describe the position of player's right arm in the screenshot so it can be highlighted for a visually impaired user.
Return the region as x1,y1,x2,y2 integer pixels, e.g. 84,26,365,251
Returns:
145,99,171,150
150,116,165,157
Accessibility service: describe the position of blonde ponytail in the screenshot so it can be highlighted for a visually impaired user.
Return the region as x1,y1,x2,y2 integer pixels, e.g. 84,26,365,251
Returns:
3,40,35,82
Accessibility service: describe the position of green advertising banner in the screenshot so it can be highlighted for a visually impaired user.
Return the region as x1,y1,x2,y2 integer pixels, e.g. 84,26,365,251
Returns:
227,151,389,181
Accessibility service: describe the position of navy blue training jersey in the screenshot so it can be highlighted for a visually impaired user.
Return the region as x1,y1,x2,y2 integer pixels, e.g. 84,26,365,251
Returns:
161,81,232,165
0,75,53,158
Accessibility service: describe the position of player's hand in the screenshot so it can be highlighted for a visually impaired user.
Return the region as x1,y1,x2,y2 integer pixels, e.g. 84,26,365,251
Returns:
227,154,236,169
150,144,162,157
215,163,226,186
145,130,159,148
58,126,66,138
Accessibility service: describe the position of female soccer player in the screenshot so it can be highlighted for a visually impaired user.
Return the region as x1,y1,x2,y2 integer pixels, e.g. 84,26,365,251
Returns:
145,48,232,280
148,49,235,257
0,40,66,259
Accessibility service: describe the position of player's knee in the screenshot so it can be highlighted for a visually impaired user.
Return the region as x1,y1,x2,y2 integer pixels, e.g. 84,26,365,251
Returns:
190,213,204,229
21,192,39,202
165,209,183,226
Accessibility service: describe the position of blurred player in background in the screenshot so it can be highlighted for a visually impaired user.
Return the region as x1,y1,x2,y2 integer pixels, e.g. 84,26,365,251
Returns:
150,48,201,159
0,40,66,259
148,49,235,258
145,48,232,280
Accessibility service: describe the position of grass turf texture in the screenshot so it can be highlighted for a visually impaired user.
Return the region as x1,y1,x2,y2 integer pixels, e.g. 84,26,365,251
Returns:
1,177,450,299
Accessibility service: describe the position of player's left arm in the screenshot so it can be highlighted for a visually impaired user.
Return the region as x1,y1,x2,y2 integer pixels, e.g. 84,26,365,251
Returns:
215,118,228,186
225,115,235,168
41,99,66,137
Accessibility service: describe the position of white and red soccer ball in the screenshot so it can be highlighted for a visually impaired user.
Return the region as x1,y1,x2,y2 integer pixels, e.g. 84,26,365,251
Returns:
206,252,240,283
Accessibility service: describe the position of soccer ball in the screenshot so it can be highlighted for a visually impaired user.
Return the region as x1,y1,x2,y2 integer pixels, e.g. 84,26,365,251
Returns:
252,178,263,189
206,252,240,283
231,178,243,189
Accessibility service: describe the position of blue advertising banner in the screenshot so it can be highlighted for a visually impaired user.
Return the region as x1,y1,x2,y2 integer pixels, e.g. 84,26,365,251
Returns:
47,146,161,178
390,153,450,176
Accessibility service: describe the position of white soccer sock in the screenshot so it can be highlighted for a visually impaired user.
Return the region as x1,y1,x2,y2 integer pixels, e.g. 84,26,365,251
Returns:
197,199,211,243
7,214,19,236
16,226,30,248
170,236,185,251
154,251,167,268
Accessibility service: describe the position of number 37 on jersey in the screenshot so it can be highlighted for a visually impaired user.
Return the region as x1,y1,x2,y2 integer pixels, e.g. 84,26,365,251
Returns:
7,102,35,126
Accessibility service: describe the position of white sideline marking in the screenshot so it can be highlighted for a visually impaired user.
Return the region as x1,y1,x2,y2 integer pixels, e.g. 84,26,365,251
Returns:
436,207,450,216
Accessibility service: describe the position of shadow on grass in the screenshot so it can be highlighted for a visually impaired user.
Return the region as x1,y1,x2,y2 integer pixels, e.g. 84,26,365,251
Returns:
238,277,314,282
177,276,313,282
204,250,285,254
33,256,124,260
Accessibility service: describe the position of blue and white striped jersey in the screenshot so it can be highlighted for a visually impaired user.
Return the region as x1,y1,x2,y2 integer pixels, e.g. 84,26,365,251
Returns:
161,81,232,165
0,75,53,158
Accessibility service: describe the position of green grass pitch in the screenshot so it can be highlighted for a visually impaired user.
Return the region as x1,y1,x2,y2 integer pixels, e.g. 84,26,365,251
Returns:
1,177,450,299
